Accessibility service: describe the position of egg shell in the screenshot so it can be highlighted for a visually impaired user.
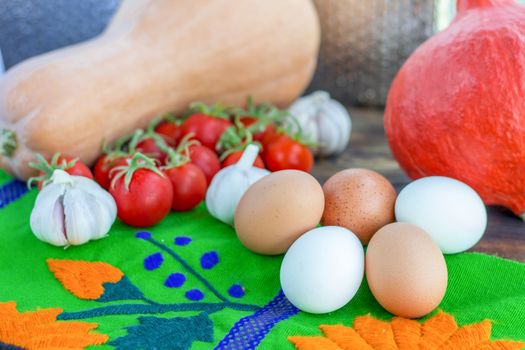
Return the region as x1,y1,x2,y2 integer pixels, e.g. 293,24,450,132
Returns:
366,222,448,318
280,226,364,313
234,170,324,255
321,168,397,244
395,176,487,254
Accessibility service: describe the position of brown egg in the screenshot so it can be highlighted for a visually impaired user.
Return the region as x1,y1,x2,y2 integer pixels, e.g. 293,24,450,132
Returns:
234,170,324,255
366,222,448,318
321,168,396,244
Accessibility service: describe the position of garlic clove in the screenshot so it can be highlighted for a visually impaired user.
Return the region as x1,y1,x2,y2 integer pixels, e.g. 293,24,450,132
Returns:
63,178,117,245
317,99,351,155
206,145,270,225
63,189,101,245
288,90,351,156
30,183,69,246
74,176,117,232
209,169,263,225
30,169,117,247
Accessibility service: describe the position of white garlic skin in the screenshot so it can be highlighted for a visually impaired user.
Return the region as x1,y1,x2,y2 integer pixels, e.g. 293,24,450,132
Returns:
288,91,352,156
206,145,270,226
30,170,117,247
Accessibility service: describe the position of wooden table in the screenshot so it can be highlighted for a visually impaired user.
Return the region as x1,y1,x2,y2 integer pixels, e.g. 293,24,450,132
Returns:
312,108,525,262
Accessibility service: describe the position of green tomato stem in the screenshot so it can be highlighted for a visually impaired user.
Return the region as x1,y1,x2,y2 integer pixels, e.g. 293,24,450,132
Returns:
110,152,164,191
189,101,230,119
27,153,78,188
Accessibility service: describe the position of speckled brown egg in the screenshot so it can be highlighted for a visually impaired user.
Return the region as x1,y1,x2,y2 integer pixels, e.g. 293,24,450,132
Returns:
234,170,324,255
366,222,448,318
321,168,397,244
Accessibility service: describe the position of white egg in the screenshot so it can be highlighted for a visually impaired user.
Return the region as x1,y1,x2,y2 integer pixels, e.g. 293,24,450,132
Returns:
395,176,487,254
279,226,364,314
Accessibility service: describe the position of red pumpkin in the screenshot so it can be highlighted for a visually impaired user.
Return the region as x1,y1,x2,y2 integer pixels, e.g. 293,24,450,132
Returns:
385,0,525,219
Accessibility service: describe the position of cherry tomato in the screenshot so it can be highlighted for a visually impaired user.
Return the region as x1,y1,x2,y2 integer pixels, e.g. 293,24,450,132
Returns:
240,116,257,128
54,156,93,179
163,163,207,211
262,135,314,173
187,145,221,184
155,121,181,146
135,138,168,164
180,114,232,150
222,151,266,169
94,155,113,190
241,117,277,143
93,155,130,190
110,168,173,227
35,155,93,190
259,124,279,146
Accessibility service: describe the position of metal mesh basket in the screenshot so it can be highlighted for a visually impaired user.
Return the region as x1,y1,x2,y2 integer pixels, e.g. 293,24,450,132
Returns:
308,0,437,107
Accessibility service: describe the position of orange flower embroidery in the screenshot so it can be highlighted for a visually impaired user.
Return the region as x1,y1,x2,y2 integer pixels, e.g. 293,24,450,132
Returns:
0,301,108,349
47,258,123,299
289,312,525,350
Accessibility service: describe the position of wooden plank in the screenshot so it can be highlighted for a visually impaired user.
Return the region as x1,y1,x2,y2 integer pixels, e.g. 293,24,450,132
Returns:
311,108,525,261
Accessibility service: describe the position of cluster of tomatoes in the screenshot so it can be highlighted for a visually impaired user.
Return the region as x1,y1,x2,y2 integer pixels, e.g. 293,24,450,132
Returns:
30,99,314,228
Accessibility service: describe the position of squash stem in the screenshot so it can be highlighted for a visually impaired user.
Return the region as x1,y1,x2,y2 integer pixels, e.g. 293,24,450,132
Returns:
0,129,17,158
520,212,525,222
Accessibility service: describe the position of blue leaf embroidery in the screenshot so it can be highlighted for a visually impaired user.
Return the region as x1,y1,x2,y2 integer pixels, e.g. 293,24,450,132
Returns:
186,289,205,301
200,251,219,270
174,236,192,246
144,252,163,271
135,231,152,240
228,284,245,299
164,273,186,288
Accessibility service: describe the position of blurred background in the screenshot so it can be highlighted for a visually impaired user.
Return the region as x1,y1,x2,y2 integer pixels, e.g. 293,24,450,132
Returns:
0,0,523,107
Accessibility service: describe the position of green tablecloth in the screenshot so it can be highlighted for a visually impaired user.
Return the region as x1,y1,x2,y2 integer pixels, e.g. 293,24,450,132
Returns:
0,170,524,349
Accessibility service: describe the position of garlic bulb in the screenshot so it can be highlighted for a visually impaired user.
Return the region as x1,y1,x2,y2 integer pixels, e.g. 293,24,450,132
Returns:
30,169,117,246
287,91,352,156
206,144,270,225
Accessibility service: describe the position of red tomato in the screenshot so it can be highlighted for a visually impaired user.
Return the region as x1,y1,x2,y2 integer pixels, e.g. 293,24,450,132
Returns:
262,135,314,173
222,151,266,169
259,124,279,145
135,138,168,164
240,116,257,128
155,121,181,146
37,155,93,189
163,163,207,211
180,114,232,150
110,168,173,227
241,117,277,143
93,155,130,190
94,155,113,190
187,145,221,184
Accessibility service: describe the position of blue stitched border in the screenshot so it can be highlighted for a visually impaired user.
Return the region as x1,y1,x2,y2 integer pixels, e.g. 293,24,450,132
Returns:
214,290,299,350
0,341,25,350
0,180,28,209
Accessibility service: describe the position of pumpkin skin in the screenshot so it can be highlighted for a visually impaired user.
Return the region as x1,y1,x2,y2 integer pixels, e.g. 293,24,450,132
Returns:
385,0,525,219
0,0,320,180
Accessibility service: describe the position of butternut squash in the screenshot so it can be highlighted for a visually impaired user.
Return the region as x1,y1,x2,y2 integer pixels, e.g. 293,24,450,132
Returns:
0,0,320,180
